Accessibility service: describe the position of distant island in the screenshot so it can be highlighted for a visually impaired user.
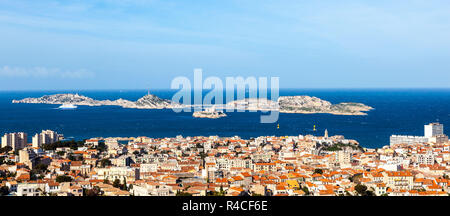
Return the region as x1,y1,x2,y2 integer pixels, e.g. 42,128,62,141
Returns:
279,96,373,115
11,93,181,109
192,106,227,119
227,96,373,115
12,93,373,116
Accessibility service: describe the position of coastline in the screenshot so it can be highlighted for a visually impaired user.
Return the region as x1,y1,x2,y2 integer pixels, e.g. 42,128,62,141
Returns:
3,89,450,149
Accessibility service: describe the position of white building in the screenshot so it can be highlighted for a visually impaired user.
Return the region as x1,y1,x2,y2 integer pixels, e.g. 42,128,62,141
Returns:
19,148,38,169
96,166,140,183
105,139,120,150
390,123,447,146
390,135,428,146
337,150,352,165
1,132,27,151
425,123,444,138
16,183,40,196
132,183,174,196
416,151,435,165
428,134,448,144
32,130,62,148
140,163,158,173
111,155,132,167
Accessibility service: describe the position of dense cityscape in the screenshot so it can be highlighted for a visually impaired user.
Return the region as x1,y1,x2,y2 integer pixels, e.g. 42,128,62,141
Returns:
0,123,449,196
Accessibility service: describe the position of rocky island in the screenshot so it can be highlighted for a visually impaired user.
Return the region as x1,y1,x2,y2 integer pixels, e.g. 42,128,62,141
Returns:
278,96,373,115
227,96,373,115
192,106,227,119
12,94,373,115
12,93,181,109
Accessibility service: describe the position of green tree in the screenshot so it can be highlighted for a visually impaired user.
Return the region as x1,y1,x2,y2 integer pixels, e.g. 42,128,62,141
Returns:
121,177,128,190
219,186,225,196
176,191,193,196
349,173,363,183
113,179,121,188
354,184,374,196
30,163,49,180
252,193,263,196
0,186,10,196
41,140,85,151
34,163,48,172
84,186,101,196
67,154,80,161
100,159,112,167
0,146,12,154
301,186,310,195
96,142,106,152
56,175,72,183
355,184,367,195
206,191,225,196
313,169,323,175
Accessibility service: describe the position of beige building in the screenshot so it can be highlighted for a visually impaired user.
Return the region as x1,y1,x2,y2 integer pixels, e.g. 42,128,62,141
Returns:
337,150,352,166
1,132,27,151
95,166,140,183
253,162,276,172
383,171,414,190
19,148,37,169
32,130,62,147
16,183,41,196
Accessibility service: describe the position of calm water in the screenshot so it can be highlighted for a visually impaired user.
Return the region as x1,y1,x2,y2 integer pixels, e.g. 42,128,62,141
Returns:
1,89,449,149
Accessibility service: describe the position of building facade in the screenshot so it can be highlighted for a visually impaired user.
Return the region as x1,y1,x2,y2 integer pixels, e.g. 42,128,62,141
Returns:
425,123,444,138
1,132,27,151
32,130,62,148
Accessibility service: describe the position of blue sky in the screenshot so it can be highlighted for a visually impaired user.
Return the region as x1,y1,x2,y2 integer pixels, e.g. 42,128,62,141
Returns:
0,0,450,90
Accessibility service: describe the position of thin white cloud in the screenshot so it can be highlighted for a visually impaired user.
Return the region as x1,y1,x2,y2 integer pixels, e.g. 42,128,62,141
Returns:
0,66,94,79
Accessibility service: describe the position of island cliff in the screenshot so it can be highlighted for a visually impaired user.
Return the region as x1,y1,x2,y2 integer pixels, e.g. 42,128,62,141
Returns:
12,94,373,115
12,93,180,109
227,96,373,115
278,96,373,115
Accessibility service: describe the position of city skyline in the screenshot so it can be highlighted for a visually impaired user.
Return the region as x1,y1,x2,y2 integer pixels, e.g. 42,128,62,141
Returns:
1,0,450,90
2,121,449,197
2,0,450,203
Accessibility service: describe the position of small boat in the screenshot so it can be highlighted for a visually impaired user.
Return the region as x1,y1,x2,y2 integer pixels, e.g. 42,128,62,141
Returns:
58,104,77,109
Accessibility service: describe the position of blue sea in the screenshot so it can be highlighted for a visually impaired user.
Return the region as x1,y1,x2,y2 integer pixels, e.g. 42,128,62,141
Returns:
0,89,449,149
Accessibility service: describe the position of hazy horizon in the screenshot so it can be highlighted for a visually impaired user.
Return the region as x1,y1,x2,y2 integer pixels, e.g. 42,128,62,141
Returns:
1,87,450,92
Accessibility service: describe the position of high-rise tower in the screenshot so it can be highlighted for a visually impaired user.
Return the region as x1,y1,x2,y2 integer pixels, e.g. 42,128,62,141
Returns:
424,123,444,138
